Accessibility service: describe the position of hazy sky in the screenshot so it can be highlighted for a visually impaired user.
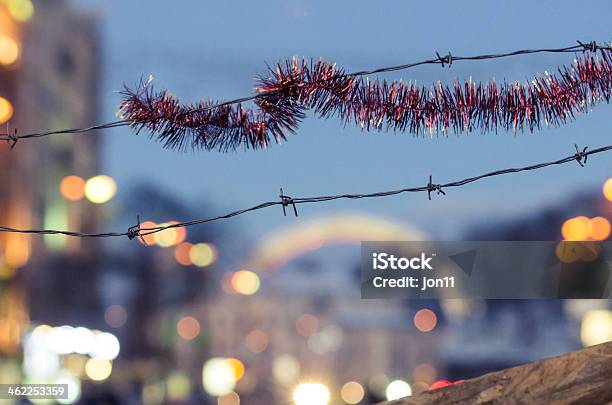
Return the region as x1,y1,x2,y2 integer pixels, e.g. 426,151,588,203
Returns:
78,0,612,239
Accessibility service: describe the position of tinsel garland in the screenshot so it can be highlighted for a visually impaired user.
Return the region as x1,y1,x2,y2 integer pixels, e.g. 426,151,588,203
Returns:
119,50,612,151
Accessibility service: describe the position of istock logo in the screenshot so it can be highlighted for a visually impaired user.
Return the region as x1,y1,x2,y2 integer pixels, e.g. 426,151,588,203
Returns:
372,252,435,270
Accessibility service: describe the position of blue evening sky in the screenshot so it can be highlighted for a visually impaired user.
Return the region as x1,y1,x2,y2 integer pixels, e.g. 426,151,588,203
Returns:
77,0,611,239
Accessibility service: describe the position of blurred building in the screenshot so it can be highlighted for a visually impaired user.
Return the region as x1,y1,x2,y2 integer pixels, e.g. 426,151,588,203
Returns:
0,0,101,353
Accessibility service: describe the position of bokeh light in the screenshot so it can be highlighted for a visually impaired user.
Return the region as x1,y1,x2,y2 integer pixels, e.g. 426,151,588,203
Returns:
166,372,191,402
590,217,610,241
56,371,81,404
225,358,245,381
84,175,117,204
295,313,319,337
272,354,300,384
177,316,200,340
202,358,236,396
340,381,365,404
153,221,186,247
293,383,330,405
59,176,85,201
189,243,216,267
0,35,19,66
84,358,112,381
174,242,193,266
244,329,268,353
230,270,260,295
218,392,240,405
429,380,452,390
604,178,612,202
561,216,591,241
104,305,127,328
0,96,14,124
385,380,412,401
90,332,120,360
581,309,612,347
138,221,158,245
414,309,437,332
412,363,437,385
8,0,34,22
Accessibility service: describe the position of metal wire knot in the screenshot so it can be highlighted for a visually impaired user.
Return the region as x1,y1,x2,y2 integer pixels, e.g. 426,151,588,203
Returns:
279,188,298,217
577,40,598,53
573,144,588,167
436,51,453,68
127,215,146,244
427,175,446,200
6,128,18,149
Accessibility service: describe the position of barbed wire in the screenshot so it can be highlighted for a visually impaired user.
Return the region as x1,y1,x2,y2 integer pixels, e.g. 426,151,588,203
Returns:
1,40,611,145
0,143,608,241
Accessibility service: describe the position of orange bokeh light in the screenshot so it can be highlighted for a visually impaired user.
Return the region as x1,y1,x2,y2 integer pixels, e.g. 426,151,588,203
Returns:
0,96,14,124
226,358,245,381
138,221,158,245
295,313,319,337
59,175,86,201
590,217,611,241
561,216,591,241
603,178,612,202
177,316,200,340
174,242,193,266
414,309,437,332
245,329,268,353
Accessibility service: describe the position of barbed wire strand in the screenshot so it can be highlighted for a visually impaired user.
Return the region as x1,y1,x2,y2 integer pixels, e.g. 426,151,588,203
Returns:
0,143,608,240
1,40,611,142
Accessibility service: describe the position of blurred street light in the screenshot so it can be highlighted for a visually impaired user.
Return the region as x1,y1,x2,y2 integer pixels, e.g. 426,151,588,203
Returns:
385,380,412,400
581,309,612,347
59,176,85,201
84,175,116,204
0,96,13,123
84,358,112,381
202,358,236,396
293,383,330,405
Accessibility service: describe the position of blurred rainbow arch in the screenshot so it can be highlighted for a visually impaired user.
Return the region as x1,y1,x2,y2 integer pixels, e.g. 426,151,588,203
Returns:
247,213,426,273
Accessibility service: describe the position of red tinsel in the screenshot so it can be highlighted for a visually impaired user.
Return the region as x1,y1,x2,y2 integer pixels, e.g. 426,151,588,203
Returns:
119,50,612,152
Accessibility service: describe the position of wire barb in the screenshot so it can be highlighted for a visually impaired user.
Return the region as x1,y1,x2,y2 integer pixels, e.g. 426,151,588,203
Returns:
436,51,453,68
6,128,17,149
427,175,446,200
573,144,588,167
2,41,612,150
0,143,610,239
280,188,298,217
577,40,598,53
127,215,146,244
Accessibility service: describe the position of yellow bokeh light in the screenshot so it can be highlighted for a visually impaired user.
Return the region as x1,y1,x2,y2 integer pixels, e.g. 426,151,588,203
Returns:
225,358,245,381
189,243,216,267
604,178,612,202
0,96,14,124
0,34,19,66
153,221,186,247
340,381,365,404
8,0,34,22
84,358,112,381
581,309,612,347
561,216,591,241
230,270,260,295
293,383,330,405
60,176,86,201
84,175,117,204
589,217,610,241
555,241,581,263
